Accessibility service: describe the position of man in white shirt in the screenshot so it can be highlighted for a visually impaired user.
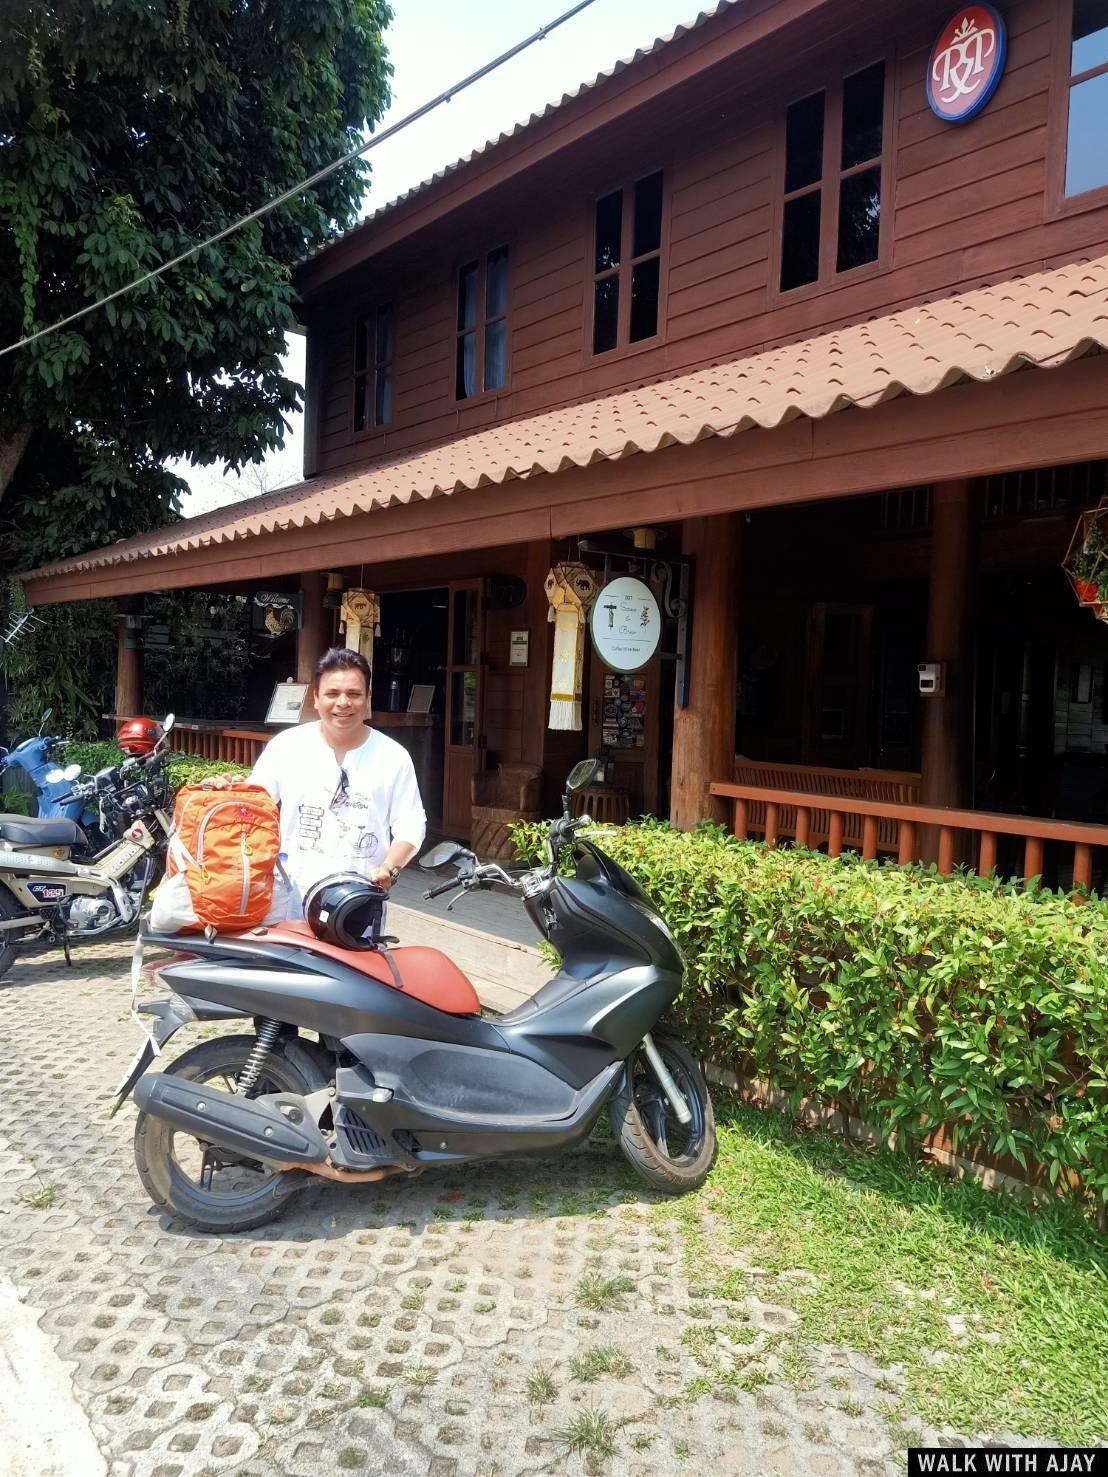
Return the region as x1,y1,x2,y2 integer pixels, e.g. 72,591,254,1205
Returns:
247,647,426,919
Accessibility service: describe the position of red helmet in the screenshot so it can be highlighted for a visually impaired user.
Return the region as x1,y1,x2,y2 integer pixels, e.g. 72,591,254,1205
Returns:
117,716,161,756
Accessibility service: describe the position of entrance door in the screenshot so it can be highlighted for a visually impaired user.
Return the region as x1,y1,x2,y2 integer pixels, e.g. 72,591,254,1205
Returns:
443,580,485,836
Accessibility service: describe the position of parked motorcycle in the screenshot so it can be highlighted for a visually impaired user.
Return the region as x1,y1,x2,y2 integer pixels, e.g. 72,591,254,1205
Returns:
117,758,716,1233
0,707,103,842
0,715,177,978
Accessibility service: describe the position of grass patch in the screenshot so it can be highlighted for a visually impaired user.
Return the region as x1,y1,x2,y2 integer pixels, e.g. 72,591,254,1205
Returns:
526,1364,558,1404
668,1092,1108,1443
356,1387,389,1409
552,1409,624,1472
575,1272,635,1312
22,1182,59,1210
569,1346,634,1383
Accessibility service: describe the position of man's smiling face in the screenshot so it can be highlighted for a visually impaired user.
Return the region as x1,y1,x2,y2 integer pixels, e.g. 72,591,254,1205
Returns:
314,666,371,739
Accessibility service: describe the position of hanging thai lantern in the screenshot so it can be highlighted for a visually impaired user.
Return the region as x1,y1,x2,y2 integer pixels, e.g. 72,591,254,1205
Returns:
544,562,598,730
339,588,381,663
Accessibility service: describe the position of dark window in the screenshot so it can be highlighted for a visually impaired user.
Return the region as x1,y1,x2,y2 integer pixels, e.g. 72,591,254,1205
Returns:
779,62,886,292
593,275,619,355
630,256,661,343
841,62,884,170
785,91,824,192
592,170,665,354
484,246,509,391
456,247,510,399
353,303,394,433
836,166,882,272
781,192,822,291
595,190,622,272
1066,2,1108,197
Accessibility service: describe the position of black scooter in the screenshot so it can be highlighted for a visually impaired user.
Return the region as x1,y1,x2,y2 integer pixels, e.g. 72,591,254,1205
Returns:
118,759,715,1232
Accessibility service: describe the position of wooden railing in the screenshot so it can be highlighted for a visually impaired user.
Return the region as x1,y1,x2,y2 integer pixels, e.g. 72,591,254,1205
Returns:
171,726,268,767
709,781,1108,891
733,759,920,854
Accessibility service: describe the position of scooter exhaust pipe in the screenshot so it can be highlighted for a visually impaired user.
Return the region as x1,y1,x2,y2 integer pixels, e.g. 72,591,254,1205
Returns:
133,1073,330,1165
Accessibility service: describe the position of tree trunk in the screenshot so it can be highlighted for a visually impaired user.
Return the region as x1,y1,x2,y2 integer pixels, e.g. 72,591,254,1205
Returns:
0,429,32,503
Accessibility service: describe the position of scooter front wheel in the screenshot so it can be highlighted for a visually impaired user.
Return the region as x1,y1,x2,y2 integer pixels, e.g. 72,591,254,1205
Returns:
610,1036,716,1195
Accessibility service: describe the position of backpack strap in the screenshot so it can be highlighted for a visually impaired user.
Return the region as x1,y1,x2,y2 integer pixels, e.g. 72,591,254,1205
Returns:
377,946,405,992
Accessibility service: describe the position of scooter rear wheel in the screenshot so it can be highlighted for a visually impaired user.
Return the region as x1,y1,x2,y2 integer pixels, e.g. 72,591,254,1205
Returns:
134,1035,310,1233
610,1036,716,1195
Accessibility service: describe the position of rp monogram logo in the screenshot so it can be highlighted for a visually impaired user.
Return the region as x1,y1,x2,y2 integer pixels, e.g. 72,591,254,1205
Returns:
926,5,1007,124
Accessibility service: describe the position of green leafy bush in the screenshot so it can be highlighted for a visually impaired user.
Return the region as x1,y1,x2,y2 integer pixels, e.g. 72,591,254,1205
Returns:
512,818,1108,1208
62,743,247,792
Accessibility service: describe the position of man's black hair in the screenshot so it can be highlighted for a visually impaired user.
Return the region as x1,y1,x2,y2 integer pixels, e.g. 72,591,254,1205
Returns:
313,646,372,692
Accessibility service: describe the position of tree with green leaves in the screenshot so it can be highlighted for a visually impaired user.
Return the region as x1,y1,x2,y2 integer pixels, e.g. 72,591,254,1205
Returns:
0,0,392,570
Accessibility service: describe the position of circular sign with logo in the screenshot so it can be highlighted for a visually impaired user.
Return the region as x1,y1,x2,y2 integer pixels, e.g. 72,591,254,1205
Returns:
589,576,662,674
927,5,1007,124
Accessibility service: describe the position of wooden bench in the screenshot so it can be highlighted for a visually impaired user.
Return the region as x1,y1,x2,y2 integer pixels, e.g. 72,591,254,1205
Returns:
733,759,922,853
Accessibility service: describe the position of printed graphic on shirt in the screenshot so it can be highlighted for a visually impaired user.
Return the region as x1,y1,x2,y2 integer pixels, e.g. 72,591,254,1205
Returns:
296,792,379,859
296,804,325,847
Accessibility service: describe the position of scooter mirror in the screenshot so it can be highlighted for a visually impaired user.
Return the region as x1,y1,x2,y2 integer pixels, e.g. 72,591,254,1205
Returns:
419,841,467,869
38,707,53,734
162,713,175,735
565,758,600,794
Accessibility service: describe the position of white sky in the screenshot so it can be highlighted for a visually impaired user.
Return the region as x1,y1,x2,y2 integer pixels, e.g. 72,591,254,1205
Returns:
176,0,706,514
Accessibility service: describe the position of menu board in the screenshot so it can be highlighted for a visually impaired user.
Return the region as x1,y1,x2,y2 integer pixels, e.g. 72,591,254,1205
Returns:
602,672,647,749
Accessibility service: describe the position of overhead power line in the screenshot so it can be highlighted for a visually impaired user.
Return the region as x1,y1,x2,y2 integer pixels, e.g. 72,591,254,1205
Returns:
0,0,597,361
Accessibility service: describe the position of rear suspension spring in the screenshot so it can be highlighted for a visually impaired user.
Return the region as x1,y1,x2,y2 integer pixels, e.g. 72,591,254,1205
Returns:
237,1019,282,1098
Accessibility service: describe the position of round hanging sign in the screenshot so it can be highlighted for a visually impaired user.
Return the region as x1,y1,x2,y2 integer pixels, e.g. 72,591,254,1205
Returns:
589,576,662,674
926,5,1007,124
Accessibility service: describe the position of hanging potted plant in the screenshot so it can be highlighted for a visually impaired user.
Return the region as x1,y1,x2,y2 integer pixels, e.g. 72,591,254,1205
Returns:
1063,500,1108,623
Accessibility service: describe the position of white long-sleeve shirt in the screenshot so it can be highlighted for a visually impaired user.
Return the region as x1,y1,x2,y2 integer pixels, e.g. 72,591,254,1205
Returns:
251,722,426,916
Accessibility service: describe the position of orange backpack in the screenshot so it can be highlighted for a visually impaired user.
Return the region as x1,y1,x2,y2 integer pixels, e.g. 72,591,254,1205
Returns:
149,783,282,934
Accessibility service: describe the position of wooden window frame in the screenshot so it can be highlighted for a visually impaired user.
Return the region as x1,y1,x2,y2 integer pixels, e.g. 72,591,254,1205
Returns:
351,303,395,438
1047,0,1108,219
588,167,669,361
454,245,512,404
771,58,894,305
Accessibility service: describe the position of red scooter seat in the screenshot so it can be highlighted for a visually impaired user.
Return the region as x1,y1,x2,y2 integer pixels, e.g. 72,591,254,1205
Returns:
247,920,481,1016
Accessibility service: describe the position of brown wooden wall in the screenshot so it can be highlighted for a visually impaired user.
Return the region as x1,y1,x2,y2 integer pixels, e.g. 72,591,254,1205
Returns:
309,0,1104,479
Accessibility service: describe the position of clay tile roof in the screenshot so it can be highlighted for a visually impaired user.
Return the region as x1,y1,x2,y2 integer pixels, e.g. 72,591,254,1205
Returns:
22,254,1108,582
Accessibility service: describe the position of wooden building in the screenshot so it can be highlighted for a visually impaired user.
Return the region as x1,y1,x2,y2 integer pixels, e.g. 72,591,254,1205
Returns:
18,0,1108,883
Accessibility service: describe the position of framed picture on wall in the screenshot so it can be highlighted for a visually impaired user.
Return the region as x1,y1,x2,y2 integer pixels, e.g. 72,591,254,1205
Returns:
265,680,310,724
407,684,436,714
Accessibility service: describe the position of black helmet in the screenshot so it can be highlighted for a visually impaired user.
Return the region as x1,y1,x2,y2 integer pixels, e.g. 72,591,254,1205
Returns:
303,873,387,951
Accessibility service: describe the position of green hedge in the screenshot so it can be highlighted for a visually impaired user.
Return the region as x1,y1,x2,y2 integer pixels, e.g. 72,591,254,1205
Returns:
62,743,248,792
512,818,1108,1208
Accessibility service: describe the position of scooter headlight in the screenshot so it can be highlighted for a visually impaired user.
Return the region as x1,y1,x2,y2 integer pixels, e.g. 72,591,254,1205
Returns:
630,900,683,960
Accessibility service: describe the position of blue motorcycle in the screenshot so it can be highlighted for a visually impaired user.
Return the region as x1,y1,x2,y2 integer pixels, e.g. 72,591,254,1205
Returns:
0,708,104,845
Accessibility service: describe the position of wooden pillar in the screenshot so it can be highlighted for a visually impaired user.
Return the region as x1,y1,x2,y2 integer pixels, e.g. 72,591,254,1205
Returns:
114,600,142,719
920,480,977,859
295,571,330,690
670,513,741,830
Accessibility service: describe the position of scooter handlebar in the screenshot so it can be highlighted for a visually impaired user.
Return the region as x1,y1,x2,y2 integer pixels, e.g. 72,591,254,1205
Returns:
424,877,462,900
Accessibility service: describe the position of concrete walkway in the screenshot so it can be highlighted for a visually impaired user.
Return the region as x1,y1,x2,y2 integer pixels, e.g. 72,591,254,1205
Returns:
0,1275,107,1477
0,934,912,1477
